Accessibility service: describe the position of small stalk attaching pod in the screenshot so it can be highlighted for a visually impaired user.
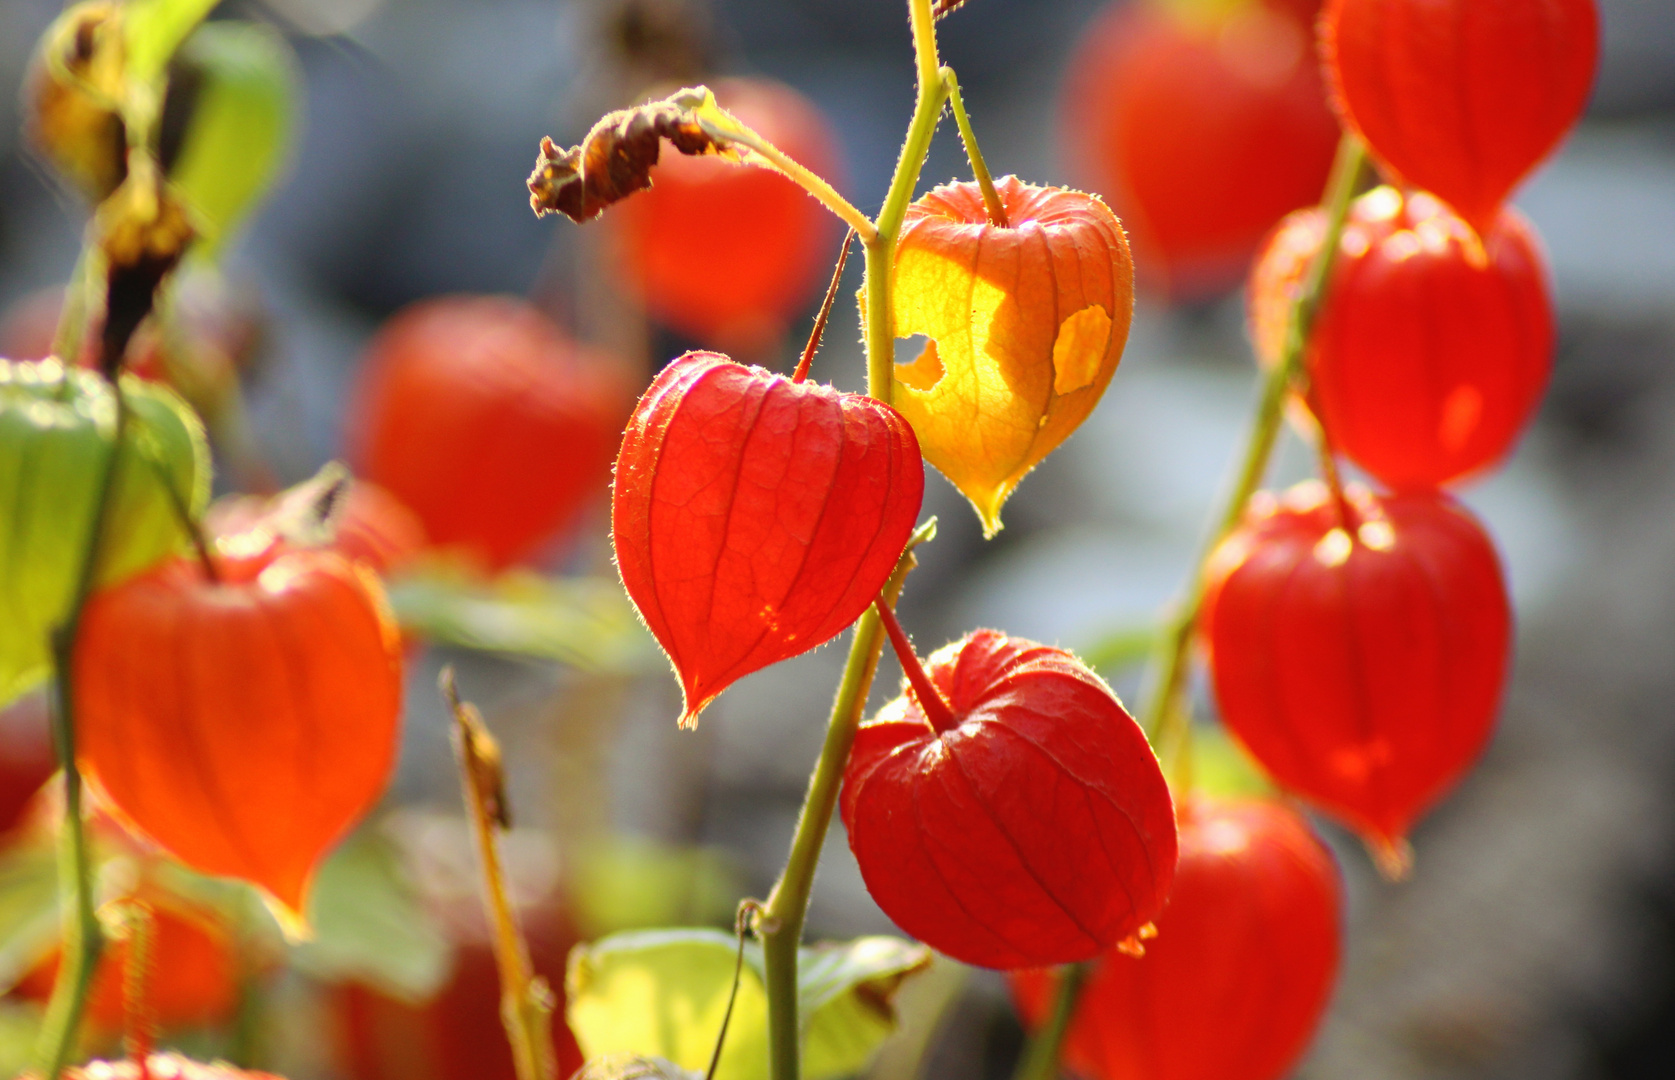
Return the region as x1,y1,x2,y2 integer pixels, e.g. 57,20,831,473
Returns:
791,229,854,384
873,596,959,734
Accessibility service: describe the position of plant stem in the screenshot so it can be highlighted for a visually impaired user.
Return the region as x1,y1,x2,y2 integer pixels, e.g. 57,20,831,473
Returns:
699,116,877,243
873,597,957,733
760,5,948,1078
443,670,557,1080
759,524,934,1080
863,0,949,403
941,68,1008,227
1139,133,1367,750
32,387,132,1078
1010,961,1088,1080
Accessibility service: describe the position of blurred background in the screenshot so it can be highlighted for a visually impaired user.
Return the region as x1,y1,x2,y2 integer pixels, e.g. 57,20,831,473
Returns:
1,0,1674,1077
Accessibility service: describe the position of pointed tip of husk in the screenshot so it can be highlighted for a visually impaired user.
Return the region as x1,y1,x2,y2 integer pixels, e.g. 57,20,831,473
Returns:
259,875,316,943
1367,834,1415,882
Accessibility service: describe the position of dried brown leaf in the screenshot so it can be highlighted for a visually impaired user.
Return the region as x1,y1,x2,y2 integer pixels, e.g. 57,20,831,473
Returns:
527,86,744,223
932,0,970,20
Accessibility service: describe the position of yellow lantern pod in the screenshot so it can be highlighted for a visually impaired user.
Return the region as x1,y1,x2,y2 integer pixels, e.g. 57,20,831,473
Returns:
891,177,1134,534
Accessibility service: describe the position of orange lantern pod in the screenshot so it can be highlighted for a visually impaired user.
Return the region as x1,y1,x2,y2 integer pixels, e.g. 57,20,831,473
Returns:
891,177,1134,535
74,548,404,928
611,77,843,352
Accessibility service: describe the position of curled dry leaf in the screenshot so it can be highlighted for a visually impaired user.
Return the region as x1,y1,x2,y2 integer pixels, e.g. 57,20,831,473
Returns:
75,547,404,930
97,175,196,374
528,85,768,223
841,629,1176,970
890,177,1133,535
25,1,129,202
613,351,924,728
1200,481,1510,869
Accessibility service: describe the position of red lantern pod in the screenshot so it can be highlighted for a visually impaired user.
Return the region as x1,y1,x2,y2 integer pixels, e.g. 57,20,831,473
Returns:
1322,0,1600,230
840,628,1177,970
613,351,924,728
1249,187,1554,489
349,295,630,572
1200,481,1510,868
1009,795,1341,1080
1060,0,1340,298
75,549,404,928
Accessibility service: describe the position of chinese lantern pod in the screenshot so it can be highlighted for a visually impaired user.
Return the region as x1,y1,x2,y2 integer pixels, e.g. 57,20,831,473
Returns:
841,629,1176,970
350,295,630,572
75,549,404,928
1200,481,1510,850
891,177,1134,535
1060,0,1340,299
1322,0,1600,229
1009,795,1342,1080
613,351,924,728
612,77,843,352
1250,188,1554,490
0,359,209,708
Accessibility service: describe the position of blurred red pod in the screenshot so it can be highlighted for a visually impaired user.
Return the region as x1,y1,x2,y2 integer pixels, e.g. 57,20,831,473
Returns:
17,893,240,1034
613,351,924,728
1200,481,1510,870
840,627,1177,970
1249,187,1554,489
335,897,583,1080
350,295,630,572
610,77,843,351
1010,795,1341,1080
74,548,404,927
1061,0,1340,299
1321,0,1600,229
0,694,57,835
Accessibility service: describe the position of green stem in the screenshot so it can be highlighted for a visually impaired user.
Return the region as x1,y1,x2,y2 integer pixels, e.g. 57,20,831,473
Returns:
941,68,1007,227
32,388,132,1078
51,250,98,373
1139,133,1367,751
1010,962,1088,1080
759,6,947,1078
759,523,932,1080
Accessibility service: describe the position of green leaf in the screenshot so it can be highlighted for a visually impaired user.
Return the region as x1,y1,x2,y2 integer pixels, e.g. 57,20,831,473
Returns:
0,1002,46,1080
0,843,61,993
1077,622,1157,676
288,826,452,1001
168,21,298,256
387,568,655,673
798,937,931,1080
122,0,219,86
567,930,930,1080
570,836,743,939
